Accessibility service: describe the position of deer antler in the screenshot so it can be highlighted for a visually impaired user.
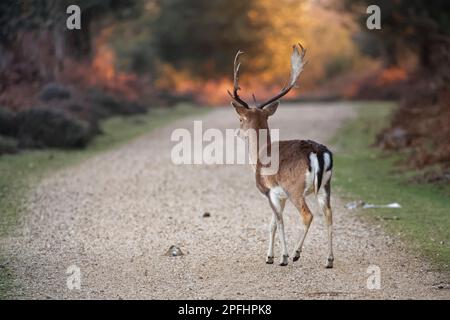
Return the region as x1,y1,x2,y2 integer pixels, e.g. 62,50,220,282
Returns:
227,50,250,108
257,43,307,109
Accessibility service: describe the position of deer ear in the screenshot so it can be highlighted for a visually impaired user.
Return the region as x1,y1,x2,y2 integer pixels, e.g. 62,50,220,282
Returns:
231,102,249,117
263,101,279,117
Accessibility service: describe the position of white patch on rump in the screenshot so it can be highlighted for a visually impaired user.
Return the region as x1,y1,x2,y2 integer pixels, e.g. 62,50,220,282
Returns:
308,152,320,194
324,152,331,172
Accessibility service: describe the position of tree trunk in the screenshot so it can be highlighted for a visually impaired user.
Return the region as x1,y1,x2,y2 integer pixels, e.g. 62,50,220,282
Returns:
419,36,433,71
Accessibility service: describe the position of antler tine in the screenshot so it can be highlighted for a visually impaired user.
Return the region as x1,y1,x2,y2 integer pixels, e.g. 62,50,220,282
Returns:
228,50,249,108
257,43,307,109
233,50,242,88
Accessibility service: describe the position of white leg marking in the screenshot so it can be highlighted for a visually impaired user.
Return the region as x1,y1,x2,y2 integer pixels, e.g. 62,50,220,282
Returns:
269,189,288,265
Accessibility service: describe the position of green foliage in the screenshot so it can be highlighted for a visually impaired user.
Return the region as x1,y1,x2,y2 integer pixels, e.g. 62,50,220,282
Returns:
351,31,382,59
345,0,450,36
333,102,450,271
139,0,267,78
344,0,450,67
0,135,18,155
15,108,92,148
0,0,49,43
325,55,353,79
89,89,147,117
39,83,71,101
0,0,142,57
0,108,16,136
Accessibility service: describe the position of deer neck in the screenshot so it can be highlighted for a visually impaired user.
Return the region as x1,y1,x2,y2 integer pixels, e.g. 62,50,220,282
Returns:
248,126,271,172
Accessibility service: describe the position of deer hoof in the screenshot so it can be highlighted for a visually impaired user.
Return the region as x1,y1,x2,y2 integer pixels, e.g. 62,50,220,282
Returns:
266,256,274,264
279,255,289,266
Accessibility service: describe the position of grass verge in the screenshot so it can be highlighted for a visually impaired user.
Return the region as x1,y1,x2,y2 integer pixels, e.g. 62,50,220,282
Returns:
332,101,449,272
0,103,208,298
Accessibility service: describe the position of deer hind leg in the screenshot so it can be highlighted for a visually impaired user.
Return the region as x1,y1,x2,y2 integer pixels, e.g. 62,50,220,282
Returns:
317,179,334,268
268,190,288,266
291,197,313,263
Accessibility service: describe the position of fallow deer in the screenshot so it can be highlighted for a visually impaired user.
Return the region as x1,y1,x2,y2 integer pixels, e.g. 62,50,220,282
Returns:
228,44,334,267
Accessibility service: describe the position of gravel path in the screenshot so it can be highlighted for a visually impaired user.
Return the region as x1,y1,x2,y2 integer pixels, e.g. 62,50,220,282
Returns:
2,103,448,299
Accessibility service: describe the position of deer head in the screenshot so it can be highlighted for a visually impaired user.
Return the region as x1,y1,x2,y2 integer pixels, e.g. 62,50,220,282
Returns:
228,43,307,135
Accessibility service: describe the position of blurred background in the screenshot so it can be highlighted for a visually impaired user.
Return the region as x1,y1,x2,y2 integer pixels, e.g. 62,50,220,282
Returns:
0,0,449,171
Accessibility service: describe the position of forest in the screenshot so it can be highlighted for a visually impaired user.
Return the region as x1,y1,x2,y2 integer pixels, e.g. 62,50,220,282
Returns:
0,0,449,174
0,0,450,301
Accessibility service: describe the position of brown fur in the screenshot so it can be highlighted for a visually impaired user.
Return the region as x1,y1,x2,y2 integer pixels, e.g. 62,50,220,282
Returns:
234,104,331,197
233,103,334,267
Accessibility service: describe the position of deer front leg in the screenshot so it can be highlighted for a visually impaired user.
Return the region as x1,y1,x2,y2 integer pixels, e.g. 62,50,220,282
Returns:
276,216,289,266
266,198,286,264
269,192,288,266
